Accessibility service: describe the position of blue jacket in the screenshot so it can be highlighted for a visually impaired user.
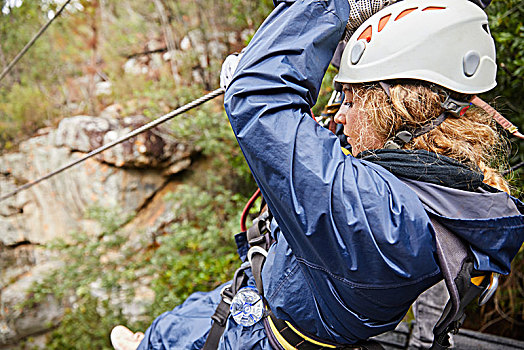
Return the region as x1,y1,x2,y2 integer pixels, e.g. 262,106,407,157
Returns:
138,0,524,348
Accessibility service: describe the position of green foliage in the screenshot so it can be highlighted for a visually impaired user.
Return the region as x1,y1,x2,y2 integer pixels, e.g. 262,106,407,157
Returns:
169,101,254,188
148,183,242,316
312,65,338,117
485,0,524,192
24,179,245,348
46,296,126,350
0,82,57,149
109,69,181,118
0,1,55,83
485,0,524,119
21,83,254,347
0,0,274,150
0,1,62,148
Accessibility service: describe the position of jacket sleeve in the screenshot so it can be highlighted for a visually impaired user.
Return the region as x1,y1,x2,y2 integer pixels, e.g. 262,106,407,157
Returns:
224,0,437,285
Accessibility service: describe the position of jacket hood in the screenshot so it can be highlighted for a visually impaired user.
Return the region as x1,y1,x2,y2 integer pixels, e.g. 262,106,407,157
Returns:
401,178,524,275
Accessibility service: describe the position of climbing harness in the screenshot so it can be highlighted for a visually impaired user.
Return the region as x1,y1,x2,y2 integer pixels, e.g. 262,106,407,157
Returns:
203,208,272,350
205,201,387,350
0,87,225,203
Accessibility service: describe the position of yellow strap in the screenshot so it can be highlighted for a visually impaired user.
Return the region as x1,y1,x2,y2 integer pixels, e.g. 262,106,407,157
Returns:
471,274,493,287
266,316,338,350
341,147,350,156
267,316,297,350
285,321,337,348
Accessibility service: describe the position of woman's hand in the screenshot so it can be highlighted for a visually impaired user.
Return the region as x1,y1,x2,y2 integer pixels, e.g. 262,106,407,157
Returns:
344,0,398,40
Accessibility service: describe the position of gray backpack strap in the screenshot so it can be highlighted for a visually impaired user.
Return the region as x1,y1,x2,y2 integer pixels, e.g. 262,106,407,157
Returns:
398,178,489,349
429,217,485,349
246,210,271,295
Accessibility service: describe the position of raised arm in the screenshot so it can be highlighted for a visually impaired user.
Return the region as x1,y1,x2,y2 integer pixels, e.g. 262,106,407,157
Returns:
224,0,435,285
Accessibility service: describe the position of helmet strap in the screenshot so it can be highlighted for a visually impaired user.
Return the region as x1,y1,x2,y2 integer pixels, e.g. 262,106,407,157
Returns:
384,88,472,150
379,81,391,100
384,112,449,149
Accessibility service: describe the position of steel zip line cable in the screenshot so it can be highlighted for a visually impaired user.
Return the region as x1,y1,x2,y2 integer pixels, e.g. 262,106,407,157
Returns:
0,87,225,202
0,0,73,83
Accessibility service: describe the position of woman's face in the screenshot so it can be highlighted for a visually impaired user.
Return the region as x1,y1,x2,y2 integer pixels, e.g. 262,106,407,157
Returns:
333,84,382,155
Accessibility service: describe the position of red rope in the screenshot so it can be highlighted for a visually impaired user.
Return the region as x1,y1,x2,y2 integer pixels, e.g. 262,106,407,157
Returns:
241,188,261,231
471,96,524,140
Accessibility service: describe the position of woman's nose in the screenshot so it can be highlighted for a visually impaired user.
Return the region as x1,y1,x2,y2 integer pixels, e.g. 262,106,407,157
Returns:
334,106,347,124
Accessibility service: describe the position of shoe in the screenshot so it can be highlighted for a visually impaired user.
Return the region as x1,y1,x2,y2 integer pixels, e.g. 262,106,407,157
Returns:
110,325,145,350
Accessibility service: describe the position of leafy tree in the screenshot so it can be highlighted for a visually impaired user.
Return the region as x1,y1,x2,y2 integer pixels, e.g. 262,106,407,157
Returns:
485,0,524,193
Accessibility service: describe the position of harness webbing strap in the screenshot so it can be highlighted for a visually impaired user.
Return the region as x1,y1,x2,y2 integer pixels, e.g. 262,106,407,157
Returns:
431,217,467,331
247,211,271,295
266,309,386,350
205,300,231,349
266,310,342,349
203,289,231,350
202,263,249,350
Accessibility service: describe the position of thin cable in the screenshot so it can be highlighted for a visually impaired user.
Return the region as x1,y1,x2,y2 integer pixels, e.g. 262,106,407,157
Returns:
503,162,524,176
0,0,73,83
0,87,225,202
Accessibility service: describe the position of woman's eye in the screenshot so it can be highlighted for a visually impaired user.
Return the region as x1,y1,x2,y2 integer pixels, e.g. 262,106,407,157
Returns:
343,102,353,107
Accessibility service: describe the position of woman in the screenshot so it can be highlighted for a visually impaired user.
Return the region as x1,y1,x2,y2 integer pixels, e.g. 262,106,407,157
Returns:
112,0,524,348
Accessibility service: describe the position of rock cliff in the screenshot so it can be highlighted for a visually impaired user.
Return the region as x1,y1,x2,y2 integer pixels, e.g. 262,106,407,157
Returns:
0,113,192,346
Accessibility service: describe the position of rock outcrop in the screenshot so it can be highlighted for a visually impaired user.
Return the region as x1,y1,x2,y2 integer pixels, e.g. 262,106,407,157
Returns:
0,113,192,346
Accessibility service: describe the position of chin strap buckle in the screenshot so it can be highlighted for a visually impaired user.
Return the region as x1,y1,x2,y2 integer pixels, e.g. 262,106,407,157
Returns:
384,130,413,149
433,87,472,117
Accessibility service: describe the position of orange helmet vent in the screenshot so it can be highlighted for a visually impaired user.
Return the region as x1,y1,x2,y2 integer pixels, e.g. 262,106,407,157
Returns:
378,14,391,32
422,6,446,11
395,8,418,21
358,25,373,42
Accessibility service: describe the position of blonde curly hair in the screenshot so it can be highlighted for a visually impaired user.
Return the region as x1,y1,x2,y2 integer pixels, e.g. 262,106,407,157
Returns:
351,82,510,193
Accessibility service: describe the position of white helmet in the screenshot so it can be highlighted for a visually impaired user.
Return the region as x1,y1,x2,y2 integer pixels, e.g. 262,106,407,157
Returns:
335,0,496,94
